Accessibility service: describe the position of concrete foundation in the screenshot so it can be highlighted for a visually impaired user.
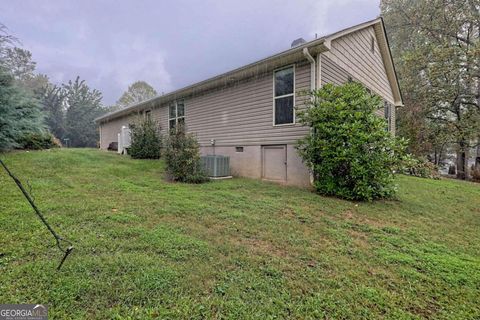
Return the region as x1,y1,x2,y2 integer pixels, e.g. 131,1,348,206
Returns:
199,144,311,188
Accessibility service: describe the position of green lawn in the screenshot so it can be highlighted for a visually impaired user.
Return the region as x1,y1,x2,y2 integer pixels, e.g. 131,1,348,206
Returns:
0,149,479,319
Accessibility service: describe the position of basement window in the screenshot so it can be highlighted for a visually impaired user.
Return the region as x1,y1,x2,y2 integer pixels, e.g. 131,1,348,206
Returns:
235,146,244,152
169,100,186,132
274,66,295,125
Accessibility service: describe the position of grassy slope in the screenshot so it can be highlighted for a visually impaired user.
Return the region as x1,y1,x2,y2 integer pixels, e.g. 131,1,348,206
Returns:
0,149,479,319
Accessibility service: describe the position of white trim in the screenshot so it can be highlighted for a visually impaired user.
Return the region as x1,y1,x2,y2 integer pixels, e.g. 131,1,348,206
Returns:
316,53,322,88
272,65,296,126
372,21,403,107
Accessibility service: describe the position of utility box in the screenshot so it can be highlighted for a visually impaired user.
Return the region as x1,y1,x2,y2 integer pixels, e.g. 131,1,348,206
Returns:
201,155,230,177
117,126,131,155
121,126,131,148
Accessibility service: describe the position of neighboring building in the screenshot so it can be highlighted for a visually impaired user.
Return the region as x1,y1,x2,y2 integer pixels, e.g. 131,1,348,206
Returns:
95,18,403,187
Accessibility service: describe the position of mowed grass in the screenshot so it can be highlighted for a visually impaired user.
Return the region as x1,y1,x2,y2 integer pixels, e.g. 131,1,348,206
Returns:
0,149,479,319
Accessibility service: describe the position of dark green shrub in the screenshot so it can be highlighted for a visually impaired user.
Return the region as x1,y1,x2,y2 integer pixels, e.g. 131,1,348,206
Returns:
296,82,406,201
19,132,60,150
128,118,162,159
164,126,208,183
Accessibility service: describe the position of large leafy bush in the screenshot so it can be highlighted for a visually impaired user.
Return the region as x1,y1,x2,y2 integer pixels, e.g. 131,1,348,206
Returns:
296,82,406,201
401,155,440,179
164,126,208,183
128,118,162,159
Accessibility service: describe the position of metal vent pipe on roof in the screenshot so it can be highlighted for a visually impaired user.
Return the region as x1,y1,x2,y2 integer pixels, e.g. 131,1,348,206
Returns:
291,38,306,48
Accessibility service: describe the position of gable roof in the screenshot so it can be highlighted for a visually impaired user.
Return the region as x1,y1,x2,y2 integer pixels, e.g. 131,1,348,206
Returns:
96,18,402,123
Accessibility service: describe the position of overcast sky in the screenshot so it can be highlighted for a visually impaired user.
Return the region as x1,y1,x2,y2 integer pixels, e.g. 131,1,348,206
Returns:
0,0,380,105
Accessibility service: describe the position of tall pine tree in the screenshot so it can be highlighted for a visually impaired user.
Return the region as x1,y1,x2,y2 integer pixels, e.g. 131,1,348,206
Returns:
0,67,45,151
64,77,104,147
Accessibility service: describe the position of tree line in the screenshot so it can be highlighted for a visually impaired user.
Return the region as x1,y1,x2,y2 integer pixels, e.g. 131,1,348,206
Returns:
0,22,158,151
381,0,480,179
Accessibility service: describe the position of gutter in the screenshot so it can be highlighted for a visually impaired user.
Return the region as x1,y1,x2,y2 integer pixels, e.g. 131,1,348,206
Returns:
95,39,327,123
95,18,394,124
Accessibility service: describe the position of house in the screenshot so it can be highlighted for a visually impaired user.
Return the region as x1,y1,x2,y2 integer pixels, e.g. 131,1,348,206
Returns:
95,18,403,187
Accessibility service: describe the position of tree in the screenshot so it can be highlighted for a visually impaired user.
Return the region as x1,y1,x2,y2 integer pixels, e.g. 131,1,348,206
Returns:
1,47,36,82
116,81,157,109
0,22,35,83
0,23,16,57
63,77,104,147
296,82,406,201
0,67,45,151
381,0,480,179
40,83,66,139
0,22,67,146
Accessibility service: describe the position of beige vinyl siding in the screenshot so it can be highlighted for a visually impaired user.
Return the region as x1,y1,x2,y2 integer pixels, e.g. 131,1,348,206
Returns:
321,55,396,135
322,55,381,118
180,62,311,146
100,113,140,149
323,26,395,104
100,61,312,148
321,55,351,86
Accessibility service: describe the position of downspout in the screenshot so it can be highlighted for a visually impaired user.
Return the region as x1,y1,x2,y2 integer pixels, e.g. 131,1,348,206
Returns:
99,124,102,149
302,47,316,91
302,47,317,186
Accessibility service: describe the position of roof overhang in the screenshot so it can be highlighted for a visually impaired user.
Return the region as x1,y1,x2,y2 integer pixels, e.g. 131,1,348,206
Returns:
95,39,328,123
96,17,404,123
322,18,403,107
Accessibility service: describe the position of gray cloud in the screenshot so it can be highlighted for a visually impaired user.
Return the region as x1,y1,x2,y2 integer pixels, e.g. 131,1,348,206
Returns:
0,0,380,105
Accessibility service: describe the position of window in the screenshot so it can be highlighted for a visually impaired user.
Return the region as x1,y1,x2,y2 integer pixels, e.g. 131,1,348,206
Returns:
169,100,186,132
235,146,244,152
145,110,151,120
384,102,392,131
274,66,294,125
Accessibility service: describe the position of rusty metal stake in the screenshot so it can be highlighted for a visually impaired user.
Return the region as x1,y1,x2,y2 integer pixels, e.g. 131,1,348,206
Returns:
0,159,74,270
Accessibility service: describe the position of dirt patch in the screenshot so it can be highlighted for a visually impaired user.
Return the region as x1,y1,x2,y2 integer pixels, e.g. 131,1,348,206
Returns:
348,230,371,250
341,209,399,231
234,236,290,258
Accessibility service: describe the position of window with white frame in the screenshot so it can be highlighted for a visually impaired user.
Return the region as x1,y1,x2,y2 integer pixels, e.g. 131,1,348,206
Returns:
169,100,185,132
274,66,295,125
